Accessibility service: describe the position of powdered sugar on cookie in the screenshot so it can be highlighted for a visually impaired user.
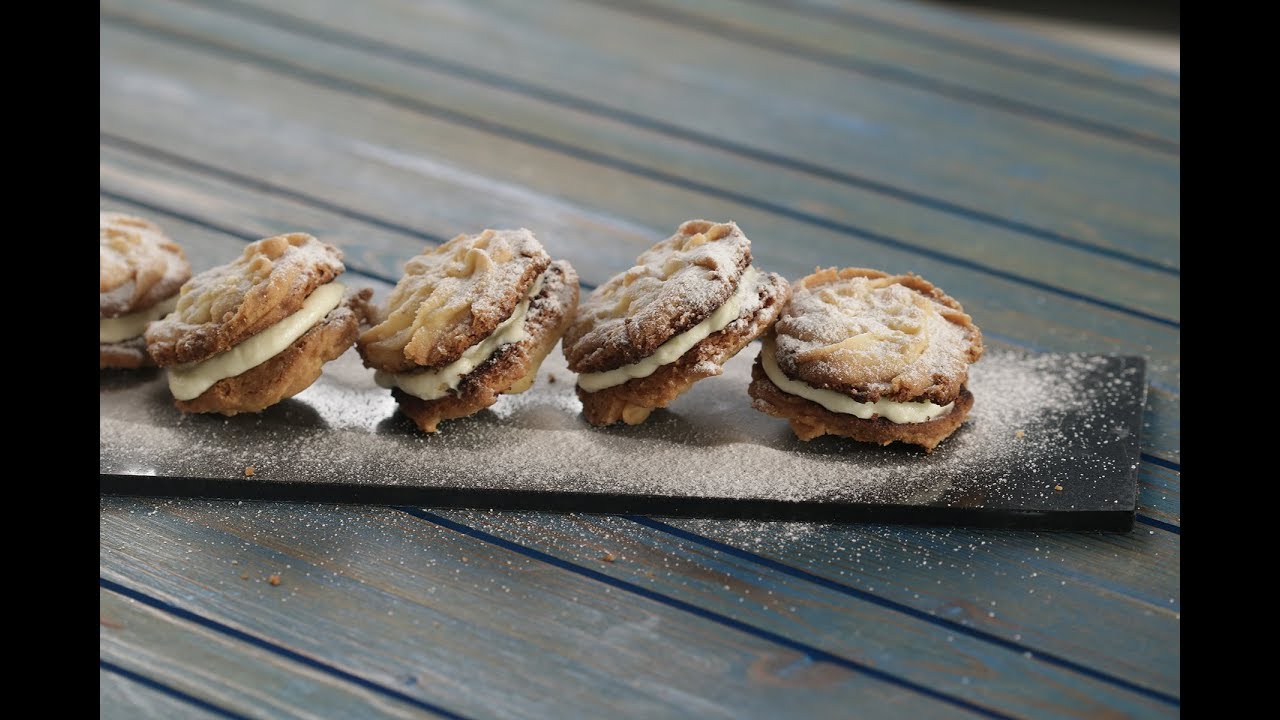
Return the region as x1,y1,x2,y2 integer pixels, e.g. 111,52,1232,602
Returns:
359,228,550,373
774,268,982,404
564,220,752,373
146,233,345,367
100,212,191,318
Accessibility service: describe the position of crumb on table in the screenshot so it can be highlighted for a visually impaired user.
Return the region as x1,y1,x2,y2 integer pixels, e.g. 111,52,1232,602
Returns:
244,465,256,477
1015,430,1026,439
268,574,281,586
1054,484,1064,492
548,374,556,383
601,551,616,562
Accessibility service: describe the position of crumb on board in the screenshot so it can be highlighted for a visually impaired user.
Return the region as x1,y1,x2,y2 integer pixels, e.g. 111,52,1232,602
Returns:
1054,485,1064,492
239,572,250,580
1015,430,1025,439
244,465,256,477
268,574,281,586
601,551,616,562
100,616,125,629
548,374,556,383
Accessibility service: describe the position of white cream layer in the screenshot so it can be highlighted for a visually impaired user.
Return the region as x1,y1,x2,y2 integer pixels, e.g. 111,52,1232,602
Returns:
578,266,760,392
760,337,954,424
100,296,178,343
168,282,346,401
376,276,544,401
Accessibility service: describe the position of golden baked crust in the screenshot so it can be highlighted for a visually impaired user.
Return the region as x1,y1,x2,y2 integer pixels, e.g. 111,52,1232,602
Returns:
358,229,550,373
564,220,752,373
100,337,153,369
576,269,789,426
748,356,973,452
100,212,191,318
174,288,372,415
146,233,345,367
774,268,982,404
391,261,579,433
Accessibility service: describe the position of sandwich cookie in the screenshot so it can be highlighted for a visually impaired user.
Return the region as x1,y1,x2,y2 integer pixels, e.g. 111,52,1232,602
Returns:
358,228,579,433
748,268,983,452
145,232,372,415
100,212,191,368
563,220,790,425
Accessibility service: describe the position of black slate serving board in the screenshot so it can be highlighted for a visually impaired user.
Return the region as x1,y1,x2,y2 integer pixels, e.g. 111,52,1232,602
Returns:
100,345,1146,531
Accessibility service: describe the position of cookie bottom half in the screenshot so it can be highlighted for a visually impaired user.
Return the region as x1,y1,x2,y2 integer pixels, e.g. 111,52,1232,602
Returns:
747,356,973,452
174,289,371,415
390,262,578,433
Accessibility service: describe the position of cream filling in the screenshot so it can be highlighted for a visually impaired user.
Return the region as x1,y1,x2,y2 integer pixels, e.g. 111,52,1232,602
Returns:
578,266,760,392
167,282,346,401
100,296,178,343
760,336,954,424
376,276,544,401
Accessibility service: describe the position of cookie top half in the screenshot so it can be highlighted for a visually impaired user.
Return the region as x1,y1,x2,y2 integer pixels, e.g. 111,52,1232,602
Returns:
563,220,752,373
100,212,191,318
145,232,346,366
773,268,983,404
358,228,551,373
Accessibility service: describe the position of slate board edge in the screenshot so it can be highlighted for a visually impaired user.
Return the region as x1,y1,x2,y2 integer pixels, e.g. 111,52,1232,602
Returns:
99,473,1136,532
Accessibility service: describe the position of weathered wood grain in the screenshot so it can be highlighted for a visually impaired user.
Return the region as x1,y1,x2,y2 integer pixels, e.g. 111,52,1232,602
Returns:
101,498,989,720
651,515,1179,685
441,509,1178,707
101,667,234,720
170,0,1180,267
101,588,434,719
733,0,1179,102
583,0,1178,143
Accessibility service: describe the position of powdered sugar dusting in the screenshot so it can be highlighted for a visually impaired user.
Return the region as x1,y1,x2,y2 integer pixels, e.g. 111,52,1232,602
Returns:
100,345,1144,513
774,270,982,403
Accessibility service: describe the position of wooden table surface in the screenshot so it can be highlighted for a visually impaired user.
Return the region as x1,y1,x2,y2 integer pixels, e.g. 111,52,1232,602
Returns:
98,0,1180,717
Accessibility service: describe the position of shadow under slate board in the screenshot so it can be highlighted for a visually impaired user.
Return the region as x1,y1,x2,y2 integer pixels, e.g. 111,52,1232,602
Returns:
100,345,1146,531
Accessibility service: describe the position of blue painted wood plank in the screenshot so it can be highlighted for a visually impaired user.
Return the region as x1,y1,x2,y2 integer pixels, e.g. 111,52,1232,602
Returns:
106,0,1179,274
438,508,1178,706
646,515,1179,691
582,0,1178,147
101,588,436,719
101,497,990,719
101,666,239,720
790,0,1179,94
